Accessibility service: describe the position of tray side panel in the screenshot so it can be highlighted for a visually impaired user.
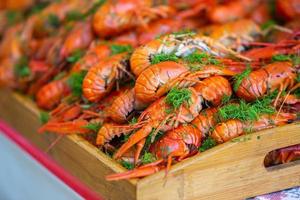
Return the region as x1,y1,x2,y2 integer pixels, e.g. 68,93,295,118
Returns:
0,90,136,200
137,123,300,200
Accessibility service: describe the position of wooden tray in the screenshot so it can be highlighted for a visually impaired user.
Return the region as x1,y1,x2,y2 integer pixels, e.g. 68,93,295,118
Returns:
0,89,300,200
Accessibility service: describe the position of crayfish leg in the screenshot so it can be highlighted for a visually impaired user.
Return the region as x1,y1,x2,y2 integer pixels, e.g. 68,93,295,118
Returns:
106,160,164,181
114,125,153,159
135,138,146,165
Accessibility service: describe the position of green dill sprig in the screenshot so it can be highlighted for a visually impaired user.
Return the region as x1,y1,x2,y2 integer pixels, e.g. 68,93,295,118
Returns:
82,122,101,132
27,2,49,16
141,152,156,164
151,53,179,64
272,54,291,62
66,10,84,21
199,137,216,152
47,13,60,28
66,0,106,22
6,10,23,26
221,94,231,105
143,129,163,151
110,44,133,55
14,56,31,78
165,88,192,110
39,111,50,124
172,29,196,37
233,66,252,91
67,71,87,97
217,94,276,122
120,160,134,170
67,50,84,63
260,20,276,31
183,52,220,66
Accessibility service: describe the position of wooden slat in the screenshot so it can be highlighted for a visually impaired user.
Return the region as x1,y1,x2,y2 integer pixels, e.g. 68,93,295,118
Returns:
137,123,300,200
0,89,136,200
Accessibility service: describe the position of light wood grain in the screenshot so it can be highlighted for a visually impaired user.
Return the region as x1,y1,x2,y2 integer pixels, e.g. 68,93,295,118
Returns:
0,89,300,200
0,89,136,200
137,123,300,200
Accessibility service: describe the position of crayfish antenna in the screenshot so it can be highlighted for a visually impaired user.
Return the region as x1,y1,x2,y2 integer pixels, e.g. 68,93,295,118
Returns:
44,135,64,153
106,160,163,181
276,82,300,120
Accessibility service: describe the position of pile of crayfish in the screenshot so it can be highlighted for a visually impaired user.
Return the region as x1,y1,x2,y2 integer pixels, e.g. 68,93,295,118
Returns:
0,0,300,181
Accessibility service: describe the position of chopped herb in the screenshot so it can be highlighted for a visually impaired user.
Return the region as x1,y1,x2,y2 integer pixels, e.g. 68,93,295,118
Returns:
144,129,163,151
151,53,179,64
66,10,84,21
141,152,156,164
67,50,84,63
261,20,276,30
233,66,252,91
14,57,31,78
47,14,60,28
217,94,275,122
122,133,131,142
292,55,300,66
28,2,49,15
120,160,134,170
67,71,87,97
221,94,231,105
84,0,106,17
231,135,251,142
6,10,22,26
199,137,216,152
188,64,202,72
110,44,133,55
82,122,101,132
172,29,196,37
166,88,192,109
53,72,67,80
272,54,291,62
183,52,208,63
257,136,261,140
129,117,138,124
39,111,49,124
183,52,220,65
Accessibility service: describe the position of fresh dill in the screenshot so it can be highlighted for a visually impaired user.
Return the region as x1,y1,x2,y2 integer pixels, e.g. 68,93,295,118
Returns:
183,52,220,65
151,53,179,64
141,152,156,164
199,137,216,152
39,111,49,124
47,14,60,28
67,50,84,63
172,29,196,37
53,72,67,80
82,122,101,132
272,54,291,62
260,20,276,31
233,66,252,91
217,94,276,122
221,94,231,105
66,10,84,21
67,71,87,97
165,88,192,110
110,44,133,55
5,10,22,26
120,160,134,170
14,56,31,78
129,117,138,125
